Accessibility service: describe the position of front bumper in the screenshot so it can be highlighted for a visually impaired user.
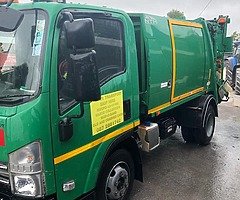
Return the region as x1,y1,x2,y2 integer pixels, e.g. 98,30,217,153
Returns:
0,184,56,200
0,184,95,200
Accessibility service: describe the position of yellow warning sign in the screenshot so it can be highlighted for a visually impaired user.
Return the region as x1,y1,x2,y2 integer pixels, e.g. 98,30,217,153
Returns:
90,90,124,135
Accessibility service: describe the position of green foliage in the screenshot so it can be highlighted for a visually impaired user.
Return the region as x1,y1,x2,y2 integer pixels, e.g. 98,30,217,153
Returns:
167,9,186,20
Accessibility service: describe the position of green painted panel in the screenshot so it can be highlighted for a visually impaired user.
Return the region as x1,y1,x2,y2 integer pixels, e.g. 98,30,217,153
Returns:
50,9,139,200
0,94,56,195
173,25,205,97
147,37,172,107
130,14,173,112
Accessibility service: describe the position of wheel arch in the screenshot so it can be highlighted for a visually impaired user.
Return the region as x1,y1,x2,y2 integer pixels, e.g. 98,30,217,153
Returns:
99,131,143,183
201,94,218,126
83,130,143,194
176,94,218,128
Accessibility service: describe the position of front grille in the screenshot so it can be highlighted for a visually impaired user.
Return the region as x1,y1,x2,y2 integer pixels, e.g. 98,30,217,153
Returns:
0,162,9,185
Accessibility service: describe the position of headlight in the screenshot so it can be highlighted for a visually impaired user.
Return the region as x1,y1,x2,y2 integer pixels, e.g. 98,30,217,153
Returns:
14,175,38,196
9,141,44,197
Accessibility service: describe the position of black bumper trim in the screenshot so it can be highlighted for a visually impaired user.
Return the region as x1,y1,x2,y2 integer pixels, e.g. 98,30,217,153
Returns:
0,194,56,200
77,189,96,200
0,190,56,200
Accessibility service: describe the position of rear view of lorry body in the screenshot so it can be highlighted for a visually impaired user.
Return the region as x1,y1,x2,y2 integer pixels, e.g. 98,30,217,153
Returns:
0,3,231,200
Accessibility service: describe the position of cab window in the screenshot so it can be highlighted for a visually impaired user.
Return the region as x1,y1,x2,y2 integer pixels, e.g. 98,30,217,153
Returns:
94,18,125,83
57,16,125,113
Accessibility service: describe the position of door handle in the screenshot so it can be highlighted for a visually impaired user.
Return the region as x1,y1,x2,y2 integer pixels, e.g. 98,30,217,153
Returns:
168,80,172,88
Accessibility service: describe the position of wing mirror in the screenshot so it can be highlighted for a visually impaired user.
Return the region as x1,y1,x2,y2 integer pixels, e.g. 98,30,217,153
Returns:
0,7,24,32
64,18,95,50
59,18,101,142
70,51,101,102
63,18,101,102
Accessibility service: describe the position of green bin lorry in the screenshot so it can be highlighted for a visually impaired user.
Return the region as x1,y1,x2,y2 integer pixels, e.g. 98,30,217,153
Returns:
0,1,231,199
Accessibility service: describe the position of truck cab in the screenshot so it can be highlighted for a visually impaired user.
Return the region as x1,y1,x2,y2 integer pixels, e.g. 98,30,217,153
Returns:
0,2,140,200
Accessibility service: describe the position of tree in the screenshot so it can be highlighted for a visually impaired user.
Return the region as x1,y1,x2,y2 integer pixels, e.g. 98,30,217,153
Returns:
232,31,240,41
167,9,186,20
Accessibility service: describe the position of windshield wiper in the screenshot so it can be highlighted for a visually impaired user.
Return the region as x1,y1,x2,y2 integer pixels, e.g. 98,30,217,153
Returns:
0,94,34,100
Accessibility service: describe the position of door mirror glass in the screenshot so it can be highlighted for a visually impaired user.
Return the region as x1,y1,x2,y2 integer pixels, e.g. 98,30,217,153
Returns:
70,51,101,102
0,7,24,32
64,18,95,50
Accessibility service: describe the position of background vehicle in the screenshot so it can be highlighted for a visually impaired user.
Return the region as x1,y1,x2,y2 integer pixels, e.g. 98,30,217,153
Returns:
0,1,231,200
225,41,240,94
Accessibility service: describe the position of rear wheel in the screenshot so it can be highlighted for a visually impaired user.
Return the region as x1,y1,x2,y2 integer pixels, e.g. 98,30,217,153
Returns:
194,105,215,146
96,149,135,200
181,126,196,143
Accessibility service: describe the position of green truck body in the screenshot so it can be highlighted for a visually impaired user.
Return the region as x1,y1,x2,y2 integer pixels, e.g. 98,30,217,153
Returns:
0,2,231,200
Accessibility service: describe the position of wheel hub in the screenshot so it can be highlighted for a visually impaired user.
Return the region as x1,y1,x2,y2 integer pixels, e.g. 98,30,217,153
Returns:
105,162,129,200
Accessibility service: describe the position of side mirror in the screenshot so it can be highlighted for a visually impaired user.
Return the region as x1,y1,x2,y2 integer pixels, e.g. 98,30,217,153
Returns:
0,7,24,32
70,51,101,102
64,18,95,49
58,51,100,143
58,18,100,142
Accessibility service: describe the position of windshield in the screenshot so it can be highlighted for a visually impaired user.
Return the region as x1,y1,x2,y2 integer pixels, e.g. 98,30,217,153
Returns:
0,9,47,103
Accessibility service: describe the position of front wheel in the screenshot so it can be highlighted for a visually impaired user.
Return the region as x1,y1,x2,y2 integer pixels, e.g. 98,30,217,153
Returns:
96,149,135,200
194,105,215,146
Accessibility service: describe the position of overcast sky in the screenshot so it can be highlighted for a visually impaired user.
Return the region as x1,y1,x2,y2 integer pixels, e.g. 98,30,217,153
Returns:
20,0,240,35
69,0,240,35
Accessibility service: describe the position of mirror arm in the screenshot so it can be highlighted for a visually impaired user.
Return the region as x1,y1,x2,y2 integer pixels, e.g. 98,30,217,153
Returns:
62,102,85,123
58,102,85,142
57,12,74,28
68,102,85,120
6,0,13,7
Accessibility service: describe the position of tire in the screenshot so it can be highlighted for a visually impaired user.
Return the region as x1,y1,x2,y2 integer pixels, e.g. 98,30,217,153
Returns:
225,60,233,87
235,68,240,95
194,105,215,146
181,126,196,143
96,149,135,200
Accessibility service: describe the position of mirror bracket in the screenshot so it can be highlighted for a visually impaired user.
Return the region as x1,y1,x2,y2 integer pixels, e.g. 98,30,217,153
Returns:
6,0,13,7
0,0,14,7
57,12,74,28
0,7,24,32
59,102,84,142
68,101,85,120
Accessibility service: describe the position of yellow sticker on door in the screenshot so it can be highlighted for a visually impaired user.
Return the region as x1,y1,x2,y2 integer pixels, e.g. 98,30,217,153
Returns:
90,90,124,135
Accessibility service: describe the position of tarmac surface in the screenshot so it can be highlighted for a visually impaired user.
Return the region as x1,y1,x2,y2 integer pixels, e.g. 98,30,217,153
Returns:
130,95,240,200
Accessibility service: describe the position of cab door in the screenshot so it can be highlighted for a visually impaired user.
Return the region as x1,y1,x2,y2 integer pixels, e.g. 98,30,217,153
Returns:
50,11,139,200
